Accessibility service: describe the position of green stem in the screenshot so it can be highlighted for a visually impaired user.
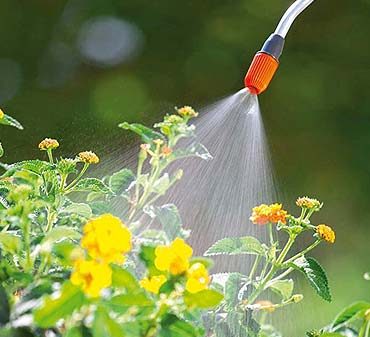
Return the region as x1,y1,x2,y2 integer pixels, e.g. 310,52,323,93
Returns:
64,163,89,192
249,255,261,281
276,235,296,265
22,216,32,272
268,223,274,246
266,268,294,287
249,234,296,303
283,239,321,265
298,208,306,223
365,321,370,337
59,173,67,191
45,207,55,232
46,149,54,164
359,320,370,337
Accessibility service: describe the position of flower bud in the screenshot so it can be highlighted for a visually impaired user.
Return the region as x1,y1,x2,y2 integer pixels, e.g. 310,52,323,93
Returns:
39,138,59,151
78,151,100,164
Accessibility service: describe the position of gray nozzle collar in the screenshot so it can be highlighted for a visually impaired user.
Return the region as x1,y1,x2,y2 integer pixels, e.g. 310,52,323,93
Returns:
260,34,285,60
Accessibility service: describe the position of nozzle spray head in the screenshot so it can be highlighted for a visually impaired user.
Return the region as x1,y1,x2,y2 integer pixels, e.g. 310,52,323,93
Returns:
244,0,316,94
245,34,284,95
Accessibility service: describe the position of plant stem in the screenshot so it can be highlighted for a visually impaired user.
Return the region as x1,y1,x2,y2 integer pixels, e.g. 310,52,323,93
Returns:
283,239,321,265
248,234,296,303
47,149,54,164
45,207,55,232
359,320,370,337
64,163,89,192
22,215,32,272
268,223,274,246
249,255,261,281
265,268,294,287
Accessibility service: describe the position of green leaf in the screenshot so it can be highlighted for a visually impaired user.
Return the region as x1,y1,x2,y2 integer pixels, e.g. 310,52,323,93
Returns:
160,314,201,337
331,301,370,329
268,279,294,300
42,226,81,245
6,160,53,176
204,236,265,256
289,256,331,302
224,272,245,308
110,292,153,308
0,114,23,130
109,168,135,194
139,245,162,276
0,285,10,325
319,334,345,337
33,281,85,328
0,143,3,158
119,122,165,143
0,232,21,254
172,142,212,161
144,204,183,240
184,289,223,309
152,173,170,195
92,306,125,337
64,327,83,337
0,328,34,337
72,178,112,194
62,203,93,218
111,265,140,292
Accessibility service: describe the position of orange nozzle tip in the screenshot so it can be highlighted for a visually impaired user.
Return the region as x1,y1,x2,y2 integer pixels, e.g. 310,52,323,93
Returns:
244,52,279,95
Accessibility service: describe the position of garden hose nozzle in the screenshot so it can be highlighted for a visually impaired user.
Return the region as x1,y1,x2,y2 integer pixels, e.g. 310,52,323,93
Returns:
244,0,316,95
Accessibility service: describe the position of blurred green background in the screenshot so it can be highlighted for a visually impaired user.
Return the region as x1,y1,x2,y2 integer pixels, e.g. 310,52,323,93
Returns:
0,0,368,335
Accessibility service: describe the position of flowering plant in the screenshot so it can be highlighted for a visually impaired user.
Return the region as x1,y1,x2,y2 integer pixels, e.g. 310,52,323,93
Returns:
0,107,222,337
205,197,336,337
0,107,366,337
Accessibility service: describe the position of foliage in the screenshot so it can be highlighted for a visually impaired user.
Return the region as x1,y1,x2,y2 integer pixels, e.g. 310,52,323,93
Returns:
205,198,336,337
0,108,365,337
0,107,221,337
306,274,370,337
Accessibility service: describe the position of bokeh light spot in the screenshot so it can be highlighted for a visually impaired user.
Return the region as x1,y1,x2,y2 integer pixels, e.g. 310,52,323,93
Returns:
78,16,144,67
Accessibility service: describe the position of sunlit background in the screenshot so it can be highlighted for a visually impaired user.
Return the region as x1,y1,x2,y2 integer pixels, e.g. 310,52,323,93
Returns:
0,0,369,335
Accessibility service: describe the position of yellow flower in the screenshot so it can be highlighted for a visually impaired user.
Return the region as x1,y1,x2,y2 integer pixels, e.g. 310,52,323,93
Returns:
316,224,335,243
268,203,288,224
81,214,132,264
255,300,275,312
296,196,321,210
0,109,4,119
250,204,270,225
78,151,99,164
38,138,59,150
250,203,287,225
155,238,193,275
70,259,112,298
140,275,167,294
177,106,198,118
186,263,210,294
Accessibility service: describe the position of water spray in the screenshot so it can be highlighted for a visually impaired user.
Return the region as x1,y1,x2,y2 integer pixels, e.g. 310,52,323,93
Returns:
245,0,316,94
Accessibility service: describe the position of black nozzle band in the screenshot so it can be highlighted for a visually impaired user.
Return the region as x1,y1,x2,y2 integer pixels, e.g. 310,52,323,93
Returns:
260,34,285,60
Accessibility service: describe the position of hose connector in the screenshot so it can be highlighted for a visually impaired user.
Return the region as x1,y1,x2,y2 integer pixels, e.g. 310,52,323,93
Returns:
245,34,284,95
